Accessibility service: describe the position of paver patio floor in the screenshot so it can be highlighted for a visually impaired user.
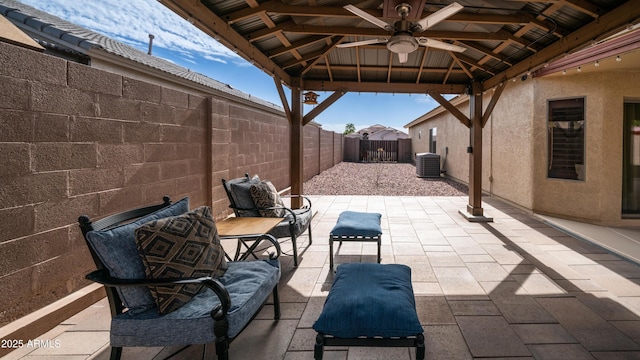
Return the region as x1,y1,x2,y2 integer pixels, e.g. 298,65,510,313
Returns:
5,195,640,359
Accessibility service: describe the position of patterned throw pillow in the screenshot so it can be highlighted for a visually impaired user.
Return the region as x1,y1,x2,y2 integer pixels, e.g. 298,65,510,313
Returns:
250,180,286,217
135,206,228,314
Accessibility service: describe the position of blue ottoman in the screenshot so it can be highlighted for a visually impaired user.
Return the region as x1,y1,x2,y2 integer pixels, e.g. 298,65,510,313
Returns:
329,211,382,268
313,263,424,359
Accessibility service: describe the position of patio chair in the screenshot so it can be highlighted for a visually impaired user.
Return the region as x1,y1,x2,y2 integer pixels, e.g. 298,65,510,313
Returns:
78,196,281,360
221,174,313,267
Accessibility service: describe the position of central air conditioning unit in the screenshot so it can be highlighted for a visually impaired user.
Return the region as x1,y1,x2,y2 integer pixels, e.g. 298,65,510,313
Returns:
416,152,441,178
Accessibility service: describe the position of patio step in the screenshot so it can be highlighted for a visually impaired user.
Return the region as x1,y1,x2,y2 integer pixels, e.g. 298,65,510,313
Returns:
0,283,105,357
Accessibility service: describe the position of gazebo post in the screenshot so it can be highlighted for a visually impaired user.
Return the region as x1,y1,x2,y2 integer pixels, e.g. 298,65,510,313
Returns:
465,81,487,218
458,81,495,222
290,78,304,209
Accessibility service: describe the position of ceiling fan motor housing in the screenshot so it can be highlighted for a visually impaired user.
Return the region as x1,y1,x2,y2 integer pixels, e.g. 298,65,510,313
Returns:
387,34,418,53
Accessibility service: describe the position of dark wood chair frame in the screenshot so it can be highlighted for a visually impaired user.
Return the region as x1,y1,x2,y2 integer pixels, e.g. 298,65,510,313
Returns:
78,196,281,360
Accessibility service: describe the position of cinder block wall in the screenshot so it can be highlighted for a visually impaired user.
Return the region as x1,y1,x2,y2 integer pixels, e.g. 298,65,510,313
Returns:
0,41,342,326
333,132,343,166
303,124,320,181
302,124,342,182
320,129,336,172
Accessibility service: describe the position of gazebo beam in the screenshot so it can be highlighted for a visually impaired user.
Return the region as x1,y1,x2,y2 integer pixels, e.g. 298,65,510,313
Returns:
303,89,347,125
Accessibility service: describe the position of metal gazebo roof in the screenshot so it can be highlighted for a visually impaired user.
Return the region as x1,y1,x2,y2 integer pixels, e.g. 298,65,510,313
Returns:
158,0,639,94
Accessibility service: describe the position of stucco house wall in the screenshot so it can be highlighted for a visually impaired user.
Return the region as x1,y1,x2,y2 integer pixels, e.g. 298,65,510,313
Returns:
408,70,640,225
489,81,536,210
407,98,523,206
532,71,640,224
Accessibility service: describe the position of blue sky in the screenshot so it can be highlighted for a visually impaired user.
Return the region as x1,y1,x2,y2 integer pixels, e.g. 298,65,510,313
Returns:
19,0,444,134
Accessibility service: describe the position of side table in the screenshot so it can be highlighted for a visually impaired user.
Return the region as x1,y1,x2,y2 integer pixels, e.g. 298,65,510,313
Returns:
217,217,284,261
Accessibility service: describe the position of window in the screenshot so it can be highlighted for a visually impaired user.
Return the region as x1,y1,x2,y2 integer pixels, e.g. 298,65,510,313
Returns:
547,98,585,180
622,101,640,215
429,128,437,153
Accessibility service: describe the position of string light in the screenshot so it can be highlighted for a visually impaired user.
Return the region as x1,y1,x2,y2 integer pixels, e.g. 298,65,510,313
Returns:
562,69,567,75
616,55,622,62
577,66,581,72
595,60,599,67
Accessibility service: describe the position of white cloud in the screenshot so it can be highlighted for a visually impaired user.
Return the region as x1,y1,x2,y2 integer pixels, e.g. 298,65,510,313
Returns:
20,0,240,63
414,94,457,108
202,54,229,64
415,95,438,107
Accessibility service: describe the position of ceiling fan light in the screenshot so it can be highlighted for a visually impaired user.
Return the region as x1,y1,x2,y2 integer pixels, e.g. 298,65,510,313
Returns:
387,34,418,54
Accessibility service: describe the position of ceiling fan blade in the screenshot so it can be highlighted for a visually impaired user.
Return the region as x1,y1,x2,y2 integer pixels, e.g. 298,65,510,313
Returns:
344,4,393,31
414,2,463,31
336,38,388,48
418,38,466,52
397,53,409,63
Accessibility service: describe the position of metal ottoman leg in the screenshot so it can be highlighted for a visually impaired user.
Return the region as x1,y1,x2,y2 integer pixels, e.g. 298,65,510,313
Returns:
416,333,425,360
314,333,325,359
329,237,334,269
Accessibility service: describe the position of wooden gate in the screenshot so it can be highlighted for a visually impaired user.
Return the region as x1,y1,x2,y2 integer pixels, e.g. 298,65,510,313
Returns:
343,138,412,163
359,140,398,162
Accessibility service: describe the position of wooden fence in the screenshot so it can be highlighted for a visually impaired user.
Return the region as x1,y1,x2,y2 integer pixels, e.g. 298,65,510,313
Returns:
360,140,398,162
344,138,412,163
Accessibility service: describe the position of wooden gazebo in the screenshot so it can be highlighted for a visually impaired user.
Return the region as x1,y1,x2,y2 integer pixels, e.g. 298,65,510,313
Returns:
158,0,640,219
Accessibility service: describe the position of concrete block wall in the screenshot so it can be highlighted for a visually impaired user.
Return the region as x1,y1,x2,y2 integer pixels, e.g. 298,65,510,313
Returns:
320,128,335,172
304,124,320,181
0,41,342,327
211,99,292,217
303,125,344,182
333,132,343,166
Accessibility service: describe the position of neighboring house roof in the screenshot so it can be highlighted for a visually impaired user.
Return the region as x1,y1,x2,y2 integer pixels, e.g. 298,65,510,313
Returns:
0,8,42,51
0,0,282,112
346,124,409,140
404,96,467,129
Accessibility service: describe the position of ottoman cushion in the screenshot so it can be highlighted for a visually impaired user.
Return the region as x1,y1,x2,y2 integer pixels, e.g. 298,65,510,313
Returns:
330,211,381,237
313,263,423,338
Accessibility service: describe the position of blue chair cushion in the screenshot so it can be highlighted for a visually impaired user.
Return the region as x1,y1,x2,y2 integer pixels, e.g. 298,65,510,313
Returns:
85,197,190,314
268,207,313,239
109,259,280,347
330,211,382,237
229,175,261,217
313,263,423,338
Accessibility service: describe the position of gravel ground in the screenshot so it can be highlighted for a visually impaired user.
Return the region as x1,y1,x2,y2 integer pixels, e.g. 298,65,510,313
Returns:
303,162,468,196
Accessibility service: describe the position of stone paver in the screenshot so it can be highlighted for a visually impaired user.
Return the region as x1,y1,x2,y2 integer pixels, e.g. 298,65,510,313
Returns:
482,280,558,324
456,315,531,357
7,195,640,360
512,324,577,344
527,344,595,359
536,297,640,352
423,325,473,360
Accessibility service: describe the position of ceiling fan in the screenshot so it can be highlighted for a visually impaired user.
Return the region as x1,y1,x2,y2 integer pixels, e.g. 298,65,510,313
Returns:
337,2,466,63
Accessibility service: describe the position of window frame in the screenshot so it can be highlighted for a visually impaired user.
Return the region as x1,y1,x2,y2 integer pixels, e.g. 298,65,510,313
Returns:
429,127,437,153
546,96,586,181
